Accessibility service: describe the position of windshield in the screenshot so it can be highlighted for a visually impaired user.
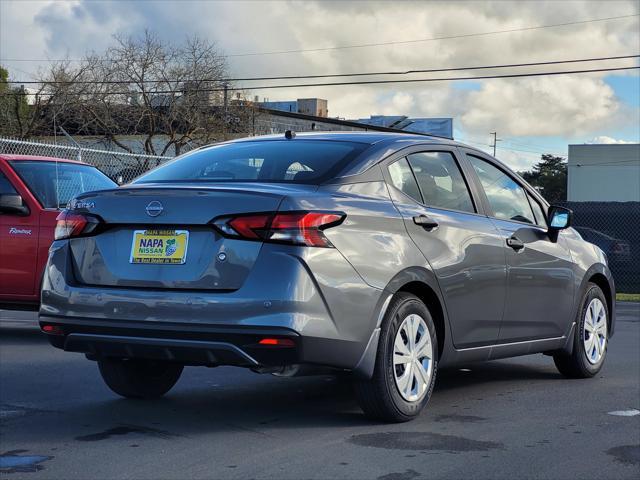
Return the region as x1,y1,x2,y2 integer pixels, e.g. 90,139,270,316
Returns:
9,160,116,209
134,140,369,184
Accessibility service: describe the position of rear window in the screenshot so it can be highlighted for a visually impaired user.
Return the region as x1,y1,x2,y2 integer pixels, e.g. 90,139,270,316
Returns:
9,161,116,209
134,140,369,184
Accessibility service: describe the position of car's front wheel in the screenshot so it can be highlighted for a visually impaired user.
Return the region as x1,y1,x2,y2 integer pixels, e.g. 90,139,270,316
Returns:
553,282,609,378
98,358,183,399
354,292,438,422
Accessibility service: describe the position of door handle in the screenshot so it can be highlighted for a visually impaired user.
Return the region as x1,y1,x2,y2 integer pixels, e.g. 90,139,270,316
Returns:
506,235,525,251
413,215,438,230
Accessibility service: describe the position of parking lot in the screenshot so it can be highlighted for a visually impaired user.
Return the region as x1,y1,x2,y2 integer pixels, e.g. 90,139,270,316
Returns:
1,302,638,479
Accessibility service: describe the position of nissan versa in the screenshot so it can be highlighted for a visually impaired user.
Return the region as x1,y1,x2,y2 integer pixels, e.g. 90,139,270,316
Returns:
39,132,615,422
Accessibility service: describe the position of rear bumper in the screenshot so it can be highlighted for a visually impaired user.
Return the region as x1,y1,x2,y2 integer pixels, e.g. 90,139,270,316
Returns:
40,315,304,367
40,314,369,370
40,241,386,370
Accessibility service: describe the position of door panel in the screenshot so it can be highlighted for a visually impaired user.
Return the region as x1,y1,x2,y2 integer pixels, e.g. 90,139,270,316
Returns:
384,151,507,348
0,169,39,296
492,219,575,342
464,153,575,343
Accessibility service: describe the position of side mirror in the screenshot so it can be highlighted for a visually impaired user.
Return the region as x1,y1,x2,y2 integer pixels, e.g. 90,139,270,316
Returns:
548,205,572,230
0,194,30,216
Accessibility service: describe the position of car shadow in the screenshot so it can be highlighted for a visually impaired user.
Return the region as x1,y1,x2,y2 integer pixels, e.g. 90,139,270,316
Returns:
435,360,562,393
1,356,566,446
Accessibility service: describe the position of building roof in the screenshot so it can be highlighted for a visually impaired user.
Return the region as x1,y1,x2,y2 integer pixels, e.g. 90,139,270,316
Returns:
258,107,452,139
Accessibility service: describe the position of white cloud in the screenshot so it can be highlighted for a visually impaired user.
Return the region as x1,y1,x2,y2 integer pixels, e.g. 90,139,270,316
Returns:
588,135,636,144
460,76,621,137
1,0,638,150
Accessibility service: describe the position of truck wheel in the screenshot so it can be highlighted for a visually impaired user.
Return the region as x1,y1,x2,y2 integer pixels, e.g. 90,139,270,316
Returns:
553,283,609,379
98,358,183,399
354,292,438,422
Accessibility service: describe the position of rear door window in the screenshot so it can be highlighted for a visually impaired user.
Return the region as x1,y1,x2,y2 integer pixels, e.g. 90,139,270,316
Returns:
387,158,422,203
406,151,475,213
467,155,536,224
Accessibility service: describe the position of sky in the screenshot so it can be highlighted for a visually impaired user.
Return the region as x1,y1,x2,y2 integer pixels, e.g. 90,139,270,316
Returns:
0,0,639,171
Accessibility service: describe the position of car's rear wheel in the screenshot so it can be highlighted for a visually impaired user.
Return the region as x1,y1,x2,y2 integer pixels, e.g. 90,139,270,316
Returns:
354,292,437,422
553,283,608,378
98,358,183,399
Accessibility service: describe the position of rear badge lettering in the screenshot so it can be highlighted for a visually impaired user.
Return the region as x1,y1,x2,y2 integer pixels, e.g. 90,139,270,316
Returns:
8,227,32,235
70,200,95,210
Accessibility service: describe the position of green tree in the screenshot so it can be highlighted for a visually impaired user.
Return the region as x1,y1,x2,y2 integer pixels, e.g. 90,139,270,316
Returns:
0,66,36,138
519,154,567,202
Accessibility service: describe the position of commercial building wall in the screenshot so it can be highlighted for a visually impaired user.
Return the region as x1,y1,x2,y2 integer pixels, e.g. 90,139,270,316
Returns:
568,144,640,202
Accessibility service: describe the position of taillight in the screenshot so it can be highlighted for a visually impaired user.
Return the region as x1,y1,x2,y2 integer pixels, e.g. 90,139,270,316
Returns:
213,211,344,247
54,211,100,240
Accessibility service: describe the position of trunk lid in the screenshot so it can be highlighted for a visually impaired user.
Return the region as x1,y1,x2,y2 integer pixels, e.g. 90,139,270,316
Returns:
67,183,317,290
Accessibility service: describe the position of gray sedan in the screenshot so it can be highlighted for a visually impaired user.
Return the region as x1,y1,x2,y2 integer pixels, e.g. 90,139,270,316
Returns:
40,132,615,422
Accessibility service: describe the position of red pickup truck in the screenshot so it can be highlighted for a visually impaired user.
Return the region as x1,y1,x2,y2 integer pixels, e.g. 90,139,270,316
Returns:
0,154,116,309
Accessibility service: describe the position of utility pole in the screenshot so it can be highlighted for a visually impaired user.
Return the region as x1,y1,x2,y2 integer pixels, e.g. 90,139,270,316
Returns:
490,131,501,157
222,82,229,140
223,83,229,114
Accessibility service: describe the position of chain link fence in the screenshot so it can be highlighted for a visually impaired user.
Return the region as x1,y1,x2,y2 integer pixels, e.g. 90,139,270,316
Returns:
0,137,172,184
560,201,640,294
1,136,637,292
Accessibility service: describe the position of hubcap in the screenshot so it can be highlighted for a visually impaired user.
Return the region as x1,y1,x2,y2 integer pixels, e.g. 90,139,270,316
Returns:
583,298,607,365
393,314,433,402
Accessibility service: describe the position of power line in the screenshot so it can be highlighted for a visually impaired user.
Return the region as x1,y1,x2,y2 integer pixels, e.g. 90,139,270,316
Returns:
4,65,637,97
500,145,567,156
502,139,567,152
571,159,640,166
217,14,640,57
6,54,639,85
462,138,568,157
1,13,638,63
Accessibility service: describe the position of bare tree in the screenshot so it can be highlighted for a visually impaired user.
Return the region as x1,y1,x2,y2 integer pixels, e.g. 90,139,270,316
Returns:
3,31,254,155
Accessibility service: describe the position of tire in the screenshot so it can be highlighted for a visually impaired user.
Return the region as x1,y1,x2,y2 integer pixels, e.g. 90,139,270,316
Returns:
553,283,609,379
354,292,438,422
98,358,183,399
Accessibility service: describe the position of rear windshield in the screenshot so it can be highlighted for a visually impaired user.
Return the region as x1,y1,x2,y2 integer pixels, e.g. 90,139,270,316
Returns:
134,140,369,184
9,161,116,209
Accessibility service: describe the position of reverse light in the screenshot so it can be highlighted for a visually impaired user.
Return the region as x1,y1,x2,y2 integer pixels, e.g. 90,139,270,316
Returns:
54,211,100,240
213,211,345,247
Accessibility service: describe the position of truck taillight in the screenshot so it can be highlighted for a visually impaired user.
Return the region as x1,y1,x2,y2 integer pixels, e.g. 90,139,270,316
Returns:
54,211,100,240
213,211,345,247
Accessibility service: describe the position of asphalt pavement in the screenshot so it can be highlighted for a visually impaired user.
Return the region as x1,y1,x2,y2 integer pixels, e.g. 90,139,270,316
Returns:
1,303,639,479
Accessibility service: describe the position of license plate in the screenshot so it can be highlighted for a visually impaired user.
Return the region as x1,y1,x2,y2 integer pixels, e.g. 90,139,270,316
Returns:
130,229,189,264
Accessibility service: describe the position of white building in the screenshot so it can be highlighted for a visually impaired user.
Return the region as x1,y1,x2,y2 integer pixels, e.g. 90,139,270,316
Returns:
567,144,640,202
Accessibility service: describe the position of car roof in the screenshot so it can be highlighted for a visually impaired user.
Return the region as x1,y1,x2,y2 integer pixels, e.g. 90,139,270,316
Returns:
227,131,460,146
0,154,87,165
189,131,522,183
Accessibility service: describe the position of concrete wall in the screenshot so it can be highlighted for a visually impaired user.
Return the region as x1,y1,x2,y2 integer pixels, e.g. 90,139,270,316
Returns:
568,144,640,202
253,111,366,135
